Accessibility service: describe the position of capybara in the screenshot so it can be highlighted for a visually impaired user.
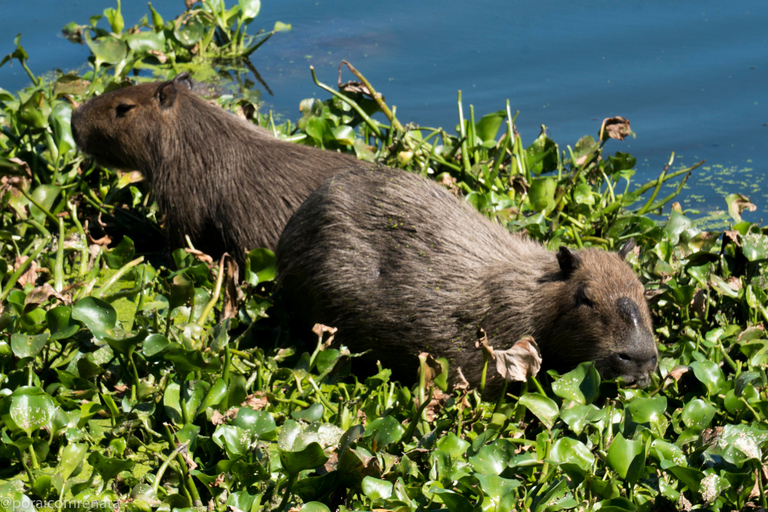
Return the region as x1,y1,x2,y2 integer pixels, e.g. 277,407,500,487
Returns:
71,73,366,258
276,167,658,393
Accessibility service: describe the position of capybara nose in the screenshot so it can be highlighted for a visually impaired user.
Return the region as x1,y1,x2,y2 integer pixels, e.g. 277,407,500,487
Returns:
615,348,658,379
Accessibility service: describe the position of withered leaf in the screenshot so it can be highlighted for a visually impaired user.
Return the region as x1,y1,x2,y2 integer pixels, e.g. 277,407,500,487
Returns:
475,327,494,359
727,194,757,223
241,392,269,410
600,116,632,141
15,256,39,288
494,335,542,382
223,257,241,321
312,323,338,349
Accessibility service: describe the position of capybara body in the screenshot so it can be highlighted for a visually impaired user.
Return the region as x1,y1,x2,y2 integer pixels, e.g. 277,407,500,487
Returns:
276,167,658,392
71,73,365,258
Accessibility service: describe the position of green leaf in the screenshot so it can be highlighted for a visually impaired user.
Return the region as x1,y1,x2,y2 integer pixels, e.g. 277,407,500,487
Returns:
273,21,292,32
518,393,559,430
528,177,556,213
29,184,61,225
143,333,170,357
526,129,558,175
366,415,404,447
57,443,88,481
1,387,57,436
361,476,393,500
299,504,330,512
626,396,667,424
46,306,79,341
468,442,508,475
213,424,246,459
475,110,505,143
690,360,725,395
173,15,206,47
234,408,276,437
681,398,716,429
103,236,135,269
292,403,324,422
549,437,594,473
245,248,276,286
238,0,261,21
10,333,48,359
742,232,768,261
279,441,328,476
606,434,644,482
85,32,128,65
551,362,600,405
87,452,134,482
71,297,116,341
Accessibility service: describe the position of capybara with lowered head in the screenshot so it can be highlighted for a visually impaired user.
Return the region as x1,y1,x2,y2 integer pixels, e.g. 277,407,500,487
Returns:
276,167,658,393
71,73,366,258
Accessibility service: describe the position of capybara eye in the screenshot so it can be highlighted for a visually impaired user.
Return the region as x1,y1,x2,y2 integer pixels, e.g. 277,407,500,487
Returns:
575,286,593,308
115,104,135,117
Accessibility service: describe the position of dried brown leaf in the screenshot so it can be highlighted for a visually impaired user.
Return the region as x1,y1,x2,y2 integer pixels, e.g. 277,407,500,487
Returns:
494,335,542,382
15,256,39,288
691,289,707,321
312,323,338,349
475,327,494,359
728,194,757,223
727,276,742,291
25,283,70,307
451,367,471,392
185,247,214,265
600,116,632,141
223,257,241,321
241,392,269,410
147,49,168,63
723,230,742,247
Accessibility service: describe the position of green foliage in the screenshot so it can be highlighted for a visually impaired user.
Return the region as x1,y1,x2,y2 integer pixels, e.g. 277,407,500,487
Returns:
2,1,768,511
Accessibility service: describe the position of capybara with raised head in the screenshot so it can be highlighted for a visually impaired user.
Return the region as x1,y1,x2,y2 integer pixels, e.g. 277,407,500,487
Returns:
276,167,658,393
71,73,366,258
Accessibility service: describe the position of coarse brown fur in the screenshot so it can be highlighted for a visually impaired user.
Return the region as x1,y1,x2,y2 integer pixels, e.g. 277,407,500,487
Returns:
71,73,367,258
276,167,658,393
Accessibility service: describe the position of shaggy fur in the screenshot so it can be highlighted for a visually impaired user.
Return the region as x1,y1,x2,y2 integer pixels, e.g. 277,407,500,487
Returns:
276,167,658,393
71,73,366,258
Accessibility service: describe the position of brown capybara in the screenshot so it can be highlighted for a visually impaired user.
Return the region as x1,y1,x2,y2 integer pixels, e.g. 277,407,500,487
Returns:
276,167,658,393
71,73,366,259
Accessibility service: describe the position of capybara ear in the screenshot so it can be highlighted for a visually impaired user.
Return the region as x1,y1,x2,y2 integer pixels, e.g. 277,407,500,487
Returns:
173,72,193,90
155,80,178,108
557,246,583,277
618,238,637,260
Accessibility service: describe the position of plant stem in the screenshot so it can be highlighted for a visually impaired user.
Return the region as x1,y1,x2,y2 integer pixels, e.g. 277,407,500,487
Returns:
96,256,144,298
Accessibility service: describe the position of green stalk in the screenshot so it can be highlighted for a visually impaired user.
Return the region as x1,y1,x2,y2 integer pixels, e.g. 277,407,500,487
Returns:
339,60,404,132
96,256,144,298
457,91,471,174
0,241,47,301
66,201,90,278
636,153,672,215
54,218,65,292
197,255,226,326
309,66,383,138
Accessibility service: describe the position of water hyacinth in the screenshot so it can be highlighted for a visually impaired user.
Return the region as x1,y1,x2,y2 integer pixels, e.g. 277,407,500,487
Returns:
1,2,768,511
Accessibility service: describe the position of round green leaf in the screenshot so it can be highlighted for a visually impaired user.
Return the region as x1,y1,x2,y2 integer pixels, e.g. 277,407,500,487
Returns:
518,392,559,430
690,360,725,395
238,0,261,21
292,403,324,422
551,362,600,405
143,333,170,357
235,408,276,437
2,386,57,436
72,297,116,341
85,32,128,65
10,333,48,359
279,441,328,476
468,442,507,475
46,306,79,341
549,437,594,473
213,425,246,459
681,398,716,429
607,433,643,481
300,504,330,512
627,396,667,424
361,476,393,500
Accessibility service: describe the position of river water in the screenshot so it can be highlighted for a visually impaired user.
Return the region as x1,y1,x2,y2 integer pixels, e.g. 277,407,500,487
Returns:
1,0,766,221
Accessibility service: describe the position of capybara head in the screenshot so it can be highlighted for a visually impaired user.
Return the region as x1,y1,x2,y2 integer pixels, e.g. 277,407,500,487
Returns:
71,73,363,257
541,243,657,387
71,73,196,174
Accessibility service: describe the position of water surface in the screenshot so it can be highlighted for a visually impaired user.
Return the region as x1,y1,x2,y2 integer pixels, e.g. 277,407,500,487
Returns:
1,0,766,219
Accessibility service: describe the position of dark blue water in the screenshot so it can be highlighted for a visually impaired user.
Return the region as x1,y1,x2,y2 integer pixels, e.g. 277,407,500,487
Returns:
1,0,766,219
